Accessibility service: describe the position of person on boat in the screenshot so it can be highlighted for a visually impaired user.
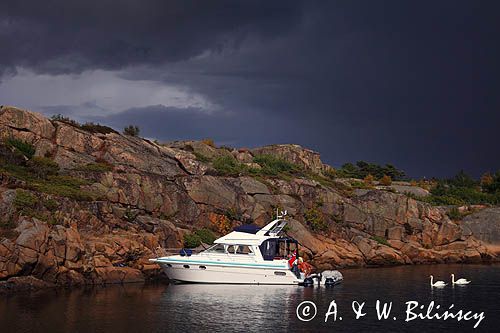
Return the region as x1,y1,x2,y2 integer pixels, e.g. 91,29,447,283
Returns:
288,250,298,267
298,257,313,276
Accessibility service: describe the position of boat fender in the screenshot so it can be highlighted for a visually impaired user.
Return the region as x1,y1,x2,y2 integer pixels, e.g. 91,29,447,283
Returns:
179,249,193,256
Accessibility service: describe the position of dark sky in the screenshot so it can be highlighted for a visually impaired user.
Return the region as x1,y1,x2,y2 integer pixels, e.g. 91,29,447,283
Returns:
1,1,499,178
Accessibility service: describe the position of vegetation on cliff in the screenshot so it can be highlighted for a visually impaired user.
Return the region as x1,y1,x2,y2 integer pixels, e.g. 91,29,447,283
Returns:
0,139,99,201
51,114,118,134
408,171,500,206
337,161,406,180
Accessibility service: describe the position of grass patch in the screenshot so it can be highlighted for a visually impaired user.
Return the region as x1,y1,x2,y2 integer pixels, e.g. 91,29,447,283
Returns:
253,154,301,177
27,157,59,179
13,189,38,210
1,141,99,201
371,235,390,246
212,155,248,176
1,160,98,201
193,151,211,163
30,176,96,201
43,198,59,211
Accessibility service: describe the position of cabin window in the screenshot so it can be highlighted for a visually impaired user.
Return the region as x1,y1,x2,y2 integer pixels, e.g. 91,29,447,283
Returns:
226,245,237,254
183,265,190,269
166,263,172,267
236,245,253,255
199,265,206,270
274,271,286,276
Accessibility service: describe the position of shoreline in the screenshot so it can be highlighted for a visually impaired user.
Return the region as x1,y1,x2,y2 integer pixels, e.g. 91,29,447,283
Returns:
2,262,499,295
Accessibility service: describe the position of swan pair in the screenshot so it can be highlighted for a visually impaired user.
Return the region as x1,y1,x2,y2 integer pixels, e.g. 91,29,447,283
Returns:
430,274,471,287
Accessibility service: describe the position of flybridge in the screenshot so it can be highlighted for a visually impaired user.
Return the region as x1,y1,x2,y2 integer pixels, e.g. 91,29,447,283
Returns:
231,210,288,236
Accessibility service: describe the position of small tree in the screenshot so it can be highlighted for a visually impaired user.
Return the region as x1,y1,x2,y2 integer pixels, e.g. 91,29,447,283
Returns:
480,173,494,188
201,138,215,147
380,174,392,186
123,125,140,137
363,174,374,187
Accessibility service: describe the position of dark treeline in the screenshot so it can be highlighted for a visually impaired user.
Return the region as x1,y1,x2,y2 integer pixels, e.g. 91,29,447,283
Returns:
426,170,500,205
336,161,406,181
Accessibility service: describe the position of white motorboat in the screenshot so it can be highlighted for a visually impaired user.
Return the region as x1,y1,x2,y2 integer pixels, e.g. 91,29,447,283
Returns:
150,214,307,285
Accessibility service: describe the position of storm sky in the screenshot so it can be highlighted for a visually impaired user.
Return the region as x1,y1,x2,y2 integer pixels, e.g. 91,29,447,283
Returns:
1,1,499,178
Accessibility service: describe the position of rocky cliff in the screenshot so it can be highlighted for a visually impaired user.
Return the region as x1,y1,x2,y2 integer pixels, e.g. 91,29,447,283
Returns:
1,106,499,290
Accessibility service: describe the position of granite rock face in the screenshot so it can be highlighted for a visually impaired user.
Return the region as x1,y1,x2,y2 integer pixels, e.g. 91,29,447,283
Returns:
0,106,499,288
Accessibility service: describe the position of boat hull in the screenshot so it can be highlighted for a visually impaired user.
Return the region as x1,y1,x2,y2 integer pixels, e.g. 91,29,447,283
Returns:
157,261,302,285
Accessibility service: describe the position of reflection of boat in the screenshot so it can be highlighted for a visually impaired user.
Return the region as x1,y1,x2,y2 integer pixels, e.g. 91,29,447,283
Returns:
150,213,307,284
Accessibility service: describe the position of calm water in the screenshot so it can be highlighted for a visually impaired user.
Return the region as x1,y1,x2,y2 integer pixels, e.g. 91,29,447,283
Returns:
1,264,499,332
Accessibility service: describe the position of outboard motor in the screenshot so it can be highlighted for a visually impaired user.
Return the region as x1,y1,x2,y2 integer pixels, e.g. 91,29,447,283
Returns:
303,277,314,287
324,277,335,287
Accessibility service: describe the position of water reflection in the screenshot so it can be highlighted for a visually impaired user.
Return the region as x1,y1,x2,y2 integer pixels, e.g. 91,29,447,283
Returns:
160,284,302,332
1,264,499,332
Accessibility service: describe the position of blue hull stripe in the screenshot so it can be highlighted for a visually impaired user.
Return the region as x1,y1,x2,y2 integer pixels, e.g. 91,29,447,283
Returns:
155,258,287,269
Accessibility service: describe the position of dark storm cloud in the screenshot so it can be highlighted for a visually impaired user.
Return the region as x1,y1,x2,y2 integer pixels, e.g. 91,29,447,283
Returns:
0,0,305,75
1,1,499,177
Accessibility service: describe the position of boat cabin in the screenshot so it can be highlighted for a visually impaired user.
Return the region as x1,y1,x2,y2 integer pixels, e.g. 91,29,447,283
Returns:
205,219,299,262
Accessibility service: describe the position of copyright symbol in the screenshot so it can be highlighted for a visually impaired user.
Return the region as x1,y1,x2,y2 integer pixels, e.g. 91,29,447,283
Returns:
296,301,317,322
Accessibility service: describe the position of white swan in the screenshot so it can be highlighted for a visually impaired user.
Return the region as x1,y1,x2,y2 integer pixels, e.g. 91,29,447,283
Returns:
430,275,447,288
451,273,471,285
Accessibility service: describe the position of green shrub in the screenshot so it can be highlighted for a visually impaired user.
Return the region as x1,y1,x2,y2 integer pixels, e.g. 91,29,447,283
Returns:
194,228,216,244
337,161,406,181
50,115,117,135
183,228,217,248
380,174,392,186
43,198,59,211
224,208,242,221
51,114,80,127
0,143,26,166
14,189,38,210
80,122,118,134
253,154,300,176
123,125,140,136
123,208,138,222
213,155,247,176
193,151,211,163
304,205,327,231
201,138,216,147
351,180,369,189
27,157,59,179
371,235,390,246
5,138,35,159
323,168,337,179
183,233,202,248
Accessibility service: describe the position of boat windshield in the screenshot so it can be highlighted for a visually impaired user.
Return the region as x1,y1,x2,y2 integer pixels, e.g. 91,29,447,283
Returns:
205,244,225,253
